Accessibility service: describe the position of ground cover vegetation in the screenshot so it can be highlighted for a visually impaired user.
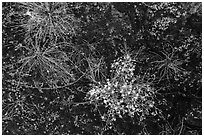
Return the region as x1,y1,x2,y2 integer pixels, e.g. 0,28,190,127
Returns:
2,2,202,135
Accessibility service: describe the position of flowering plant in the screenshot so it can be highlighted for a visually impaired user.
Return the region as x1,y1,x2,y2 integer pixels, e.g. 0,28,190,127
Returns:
87,51,159,124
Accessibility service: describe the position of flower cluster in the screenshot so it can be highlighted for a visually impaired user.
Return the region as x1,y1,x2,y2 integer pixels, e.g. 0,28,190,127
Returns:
151,17,177,39
87,53,158,123
153,17,177,31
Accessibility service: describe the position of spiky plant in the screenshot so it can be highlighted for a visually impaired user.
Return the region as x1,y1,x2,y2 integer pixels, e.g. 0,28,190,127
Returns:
151,43,188,82
85,55,107,83
11,2,79,43
8,37,83,89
